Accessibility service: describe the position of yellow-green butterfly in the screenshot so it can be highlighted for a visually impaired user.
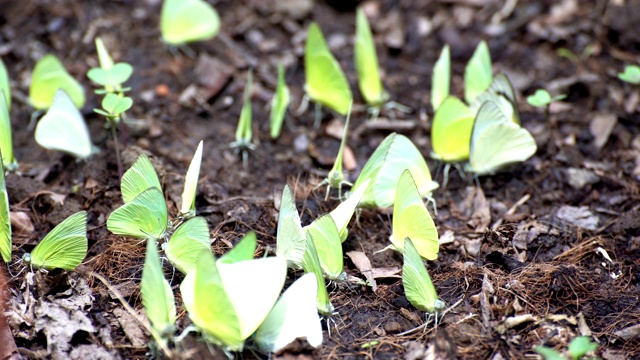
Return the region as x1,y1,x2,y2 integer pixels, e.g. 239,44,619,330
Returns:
431,95,475,163
0,157,11,262
180,140,203,218
470,73,520,124
275,185,306,269
464,40,492,105
387,170,439,260
350,133,439,208
160,0,220,45
330,178,369,242
467,100,536,175
305,22,353,121
402,238,444,315
0,58,10,109
218,231,257,265
0,91,16,170
180,253,287,351
107,187,168,240
354,8,387,108
231,70,255,168
29,54,85,110
35,89,97,159
120,154,161,204
270,64,290,139
141,237,176,346
163,216,211,275
303,214,344,281
431,45,450,111
301,233,335,316
316,103,353,200
22,211,88,271
254,273,323,352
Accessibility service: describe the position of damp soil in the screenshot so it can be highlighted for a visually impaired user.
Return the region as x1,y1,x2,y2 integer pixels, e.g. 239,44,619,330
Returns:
1,0,640,359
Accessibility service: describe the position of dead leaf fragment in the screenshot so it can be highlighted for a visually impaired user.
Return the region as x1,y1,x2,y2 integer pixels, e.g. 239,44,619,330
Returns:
346,251,377,291
10,211,34,234
555,205,599,230
468,187,490,231
113,308,146,347
589,113,617,151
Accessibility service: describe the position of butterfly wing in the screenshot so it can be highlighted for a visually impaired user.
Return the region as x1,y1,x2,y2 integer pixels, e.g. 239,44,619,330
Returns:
0,59,10,109
431,45,450,111
303,215,344,281
470,73,520,125
349,133,394,208
30,211,87,270
301,234,335,316
391,170,439,260
165,216,210,274
431,96,475,162
34,89,94,159
254,273,323,352
0,159,11,262
469,101,536,175
141,237,176,344
121,154,162,203
354,8,386,107
218,231,257,264
107,187,168,239
330,178,369,242
0,92,15,170
464,41,492,104
304,23,352,115
270,64,290,139
29,54,85,110
180,141,203,216
160,0,220,45
275,185,306,268
217,256,287,345
402,238,444,314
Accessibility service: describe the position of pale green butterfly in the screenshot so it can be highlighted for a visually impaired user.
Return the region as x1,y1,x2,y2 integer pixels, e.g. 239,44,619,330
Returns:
275,185,306,269
431,95,475,163
231,70,255,168
467,100,537,175
305,22,353,117
316,103,353,200
0,91,16,170
354,7,387,108
160,0,220,45
180,253,287,351
350,133,439,208
303,214,344,281
301,233,335,316
254,273,323,353
470,73,520,124
29,54,85,110
34,89,97,159
270,64,290,139
180,140,203,218
0,58,10,109
464,40,492,105
387,170,439,260
0,157,11,262
330,178,369,242
402,238,444,315
218,231,257,264
163,216,211,275
120,154,161,203
141,237,176,346
22,211,88,271
431,45,450,111
107,187,168,239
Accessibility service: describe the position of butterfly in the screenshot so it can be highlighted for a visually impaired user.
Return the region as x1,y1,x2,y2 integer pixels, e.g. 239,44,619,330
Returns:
301,233,335,317
402,238,445,315
303,214,345,282
0,58,11,109
0,158,11,262
464,40,492,105
388,170,439,260
305,22,353,122
431,45,450,112
354,7,388,108
160,0,220,45
254,273,323,352
141,237,176,347
180,253,287,351
180,140,203,218
275,185,306,269
22,211,88,271
0,91,16,171
315,104,353,200
163,216,211,275
270,64,290,139
35,89,97,159
350,133,439,208
218,231,257,265
30,54,85,110
467,100,537,175
231,70,255,168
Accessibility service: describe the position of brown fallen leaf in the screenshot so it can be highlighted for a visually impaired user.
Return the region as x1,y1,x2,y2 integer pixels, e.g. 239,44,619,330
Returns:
468,187,490,232
589,113,617,151
10,211,34,234
346,251,377,291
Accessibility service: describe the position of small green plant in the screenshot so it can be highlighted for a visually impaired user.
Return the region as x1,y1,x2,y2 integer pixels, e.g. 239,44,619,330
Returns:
526,88,566,122
230,69,256,168
94,93,133,176
618,65,640,85
535,336,598,360
86,38,133,96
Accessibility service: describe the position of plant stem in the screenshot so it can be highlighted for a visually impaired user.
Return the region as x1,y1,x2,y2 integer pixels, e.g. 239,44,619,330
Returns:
109,117,123,179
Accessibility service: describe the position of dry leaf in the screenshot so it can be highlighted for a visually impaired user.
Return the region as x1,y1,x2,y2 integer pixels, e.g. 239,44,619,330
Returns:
346,251,377,291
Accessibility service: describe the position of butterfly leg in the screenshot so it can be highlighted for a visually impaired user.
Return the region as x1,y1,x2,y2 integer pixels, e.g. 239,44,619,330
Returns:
313,102,323,129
